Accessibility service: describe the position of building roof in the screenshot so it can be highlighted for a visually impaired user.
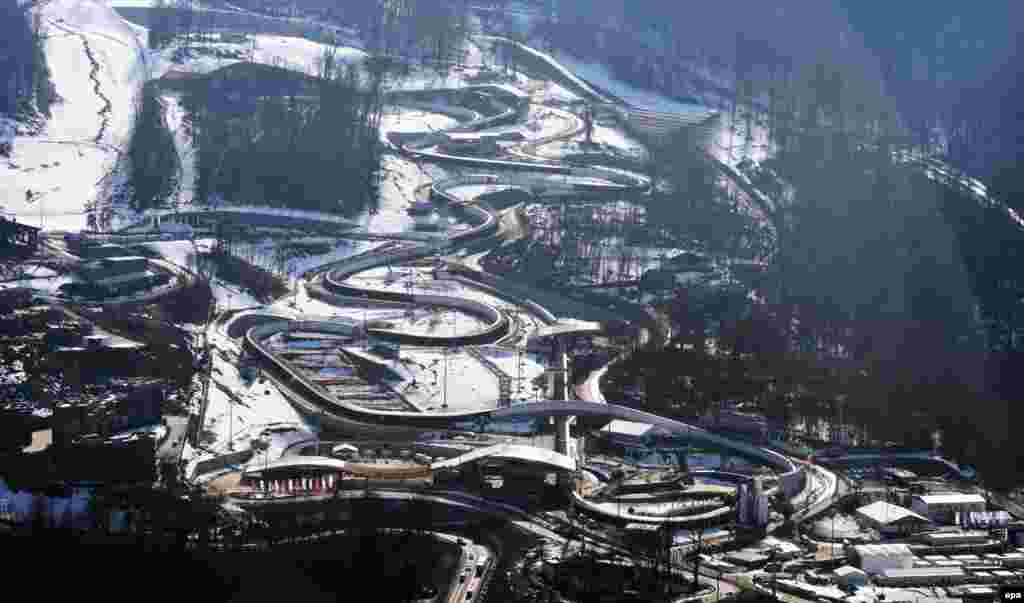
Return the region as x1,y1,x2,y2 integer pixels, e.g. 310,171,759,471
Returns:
857,501,930,525
879,567,965,578
725,550,769,563
242,456,348,477
834,566,868,578
915,493,986,505
601,419,657,437
853,544,915,559
625,522,661,532
429,443,576,472
924,530,988,541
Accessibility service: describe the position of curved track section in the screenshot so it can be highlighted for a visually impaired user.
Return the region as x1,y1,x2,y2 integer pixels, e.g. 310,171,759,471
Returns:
241,320,802,493
202,58,820,523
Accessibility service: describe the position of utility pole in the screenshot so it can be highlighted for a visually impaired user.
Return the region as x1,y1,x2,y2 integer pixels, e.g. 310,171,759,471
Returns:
227,392,234,452
363,293,368,349
442,345,448,410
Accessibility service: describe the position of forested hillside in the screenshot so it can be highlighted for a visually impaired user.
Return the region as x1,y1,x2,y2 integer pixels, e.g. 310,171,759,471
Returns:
127,83,180,212
0,0,55,146
180,52,385,215
535,0,1024,487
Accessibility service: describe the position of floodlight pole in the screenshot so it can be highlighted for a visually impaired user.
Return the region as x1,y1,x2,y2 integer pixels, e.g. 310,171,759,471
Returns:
832,513,836,560
227,391,234,452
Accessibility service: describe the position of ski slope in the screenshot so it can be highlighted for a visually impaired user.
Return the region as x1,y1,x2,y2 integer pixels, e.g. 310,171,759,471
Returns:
1,0,147,232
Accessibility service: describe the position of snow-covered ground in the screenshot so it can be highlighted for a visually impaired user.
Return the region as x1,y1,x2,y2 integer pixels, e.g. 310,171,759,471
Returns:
109,421,166,442
532,122,647,160
250,36,365,74
142,238,266,309
545,47,713,118
147,34,366,80
0,0,367,232
2,0,147,232
589,123,647,158
161,93,194,206
378,108,458,138
382,65,503,94
532,79,581,104
398,308,487,338
368,154,432,233
476,346,547,401
476,104,576,142
198,327,315,457
371,347,500,413
225,238,373,284
141,238,208,270
275,281,406,320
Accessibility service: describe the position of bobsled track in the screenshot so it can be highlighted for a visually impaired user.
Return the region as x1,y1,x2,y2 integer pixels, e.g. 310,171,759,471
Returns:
153,49,828,521
220,78,811,509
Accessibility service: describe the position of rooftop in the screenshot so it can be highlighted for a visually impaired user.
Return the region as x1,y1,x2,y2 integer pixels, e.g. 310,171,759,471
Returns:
857,500,931,525
915,493,986,505
624,522,661,532
243,456,348,477
834,565,868,577
725,550,769,563
879,567,965,578
601,419,657,437
852,544,915,558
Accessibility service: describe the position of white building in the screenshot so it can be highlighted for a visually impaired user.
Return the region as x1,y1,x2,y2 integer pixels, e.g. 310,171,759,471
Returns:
921,531,989,546
911,493,986,524
855,500,932,536
598,419,672,448
833,565,868,588
874,566,966,586
850,543,916,575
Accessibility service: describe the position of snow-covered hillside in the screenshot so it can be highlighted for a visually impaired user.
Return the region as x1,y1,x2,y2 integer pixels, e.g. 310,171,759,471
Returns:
1,0,147,232
1,0,369,233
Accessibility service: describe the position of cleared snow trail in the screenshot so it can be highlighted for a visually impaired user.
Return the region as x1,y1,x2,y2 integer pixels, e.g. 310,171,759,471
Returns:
75,34,114,144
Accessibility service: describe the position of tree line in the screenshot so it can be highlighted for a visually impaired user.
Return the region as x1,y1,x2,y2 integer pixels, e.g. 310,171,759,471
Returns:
126,82,180,212
0,0,55,135
226,0,473,68
179,48,385,216
147,0,225,50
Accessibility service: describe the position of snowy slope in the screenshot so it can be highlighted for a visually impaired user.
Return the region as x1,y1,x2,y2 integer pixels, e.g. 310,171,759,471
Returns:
1,0,146,232
147,35,367,80
1,0,366,233
546,49,712,118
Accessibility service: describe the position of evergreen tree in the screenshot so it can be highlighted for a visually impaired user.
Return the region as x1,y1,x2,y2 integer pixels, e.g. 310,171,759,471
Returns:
127,83,179,211
0,0,54,119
